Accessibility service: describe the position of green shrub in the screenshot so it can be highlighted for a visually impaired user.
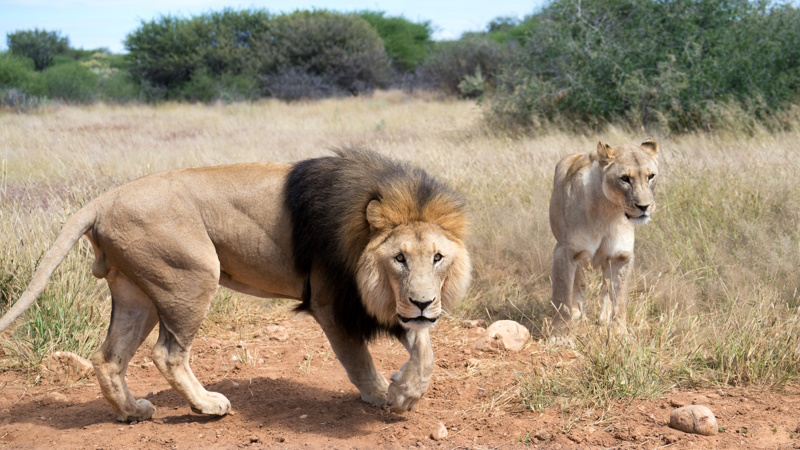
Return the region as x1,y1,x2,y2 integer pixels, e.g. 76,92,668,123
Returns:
0,53,35,88
257,10,389,99
489,0,800,132
98,71,140,102
42,62,98,103
357,11,433,72
419,35,510,97
6,29,69,71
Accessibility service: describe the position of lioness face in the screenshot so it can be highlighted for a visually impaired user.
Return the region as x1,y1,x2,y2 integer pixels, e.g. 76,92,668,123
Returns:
599,141,659,225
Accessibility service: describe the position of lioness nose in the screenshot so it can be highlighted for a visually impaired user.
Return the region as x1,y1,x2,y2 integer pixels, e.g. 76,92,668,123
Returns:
635,203,650,212
409,298,434,312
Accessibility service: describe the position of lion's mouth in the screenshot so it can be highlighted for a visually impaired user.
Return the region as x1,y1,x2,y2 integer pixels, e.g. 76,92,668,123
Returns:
398,315,438,325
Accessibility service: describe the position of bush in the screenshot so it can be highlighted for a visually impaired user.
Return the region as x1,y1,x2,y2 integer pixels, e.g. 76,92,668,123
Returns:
7,29,69,71
418,35,511,97
42,62,98,103
126,9,387,101
257,10,389,99
357,11,433,72
98,71,140,103
489,0,800,132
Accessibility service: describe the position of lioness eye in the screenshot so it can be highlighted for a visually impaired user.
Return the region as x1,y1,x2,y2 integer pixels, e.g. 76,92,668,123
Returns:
648,173,655,181
395,253,406,263
620,175,631,183
433,253,443,262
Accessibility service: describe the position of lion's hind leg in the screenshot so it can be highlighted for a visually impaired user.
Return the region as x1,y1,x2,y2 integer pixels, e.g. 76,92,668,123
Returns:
91,268,159,422
146,259,231,417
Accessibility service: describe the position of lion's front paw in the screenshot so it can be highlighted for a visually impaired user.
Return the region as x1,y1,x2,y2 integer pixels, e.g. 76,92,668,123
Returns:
386,371,428,413
116,398,156,422
359,386,388,407
190,391,231,416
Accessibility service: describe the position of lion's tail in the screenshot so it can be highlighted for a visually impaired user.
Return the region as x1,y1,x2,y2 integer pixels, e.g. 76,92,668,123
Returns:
0,204,97,333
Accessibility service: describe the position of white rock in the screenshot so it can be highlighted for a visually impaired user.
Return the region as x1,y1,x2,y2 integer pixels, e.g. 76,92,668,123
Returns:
266,324,288,341
430,422,448,441
41,351,93,383
472,320,530,352
45,391,68,403
669,405,718,436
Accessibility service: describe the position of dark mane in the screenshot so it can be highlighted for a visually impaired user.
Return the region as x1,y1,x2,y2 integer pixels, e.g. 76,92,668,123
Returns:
285,147,467,342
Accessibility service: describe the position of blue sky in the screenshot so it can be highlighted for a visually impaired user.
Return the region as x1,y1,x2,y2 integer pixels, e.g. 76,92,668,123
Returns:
0,1,545,54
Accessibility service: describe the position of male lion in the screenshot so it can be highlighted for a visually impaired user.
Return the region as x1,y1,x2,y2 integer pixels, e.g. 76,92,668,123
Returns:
0,148,471,422
549,138,658,342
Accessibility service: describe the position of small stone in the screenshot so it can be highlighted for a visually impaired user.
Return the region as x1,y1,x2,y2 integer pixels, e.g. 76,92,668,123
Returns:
664,433,679,444
266,325,288,341
299,414,308,420
226,379,240,389
430,422,448,441
462,319,487,328
45,391,68,403
41,351,93,384
472,320,530,352
669,405,718,436
534,429,552,441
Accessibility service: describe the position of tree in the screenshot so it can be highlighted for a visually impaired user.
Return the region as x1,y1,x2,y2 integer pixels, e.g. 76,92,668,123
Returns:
7,29,69,71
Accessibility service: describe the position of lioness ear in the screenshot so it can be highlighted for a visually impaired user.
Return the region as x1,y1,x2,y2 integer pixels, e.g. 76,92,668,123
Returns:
596,141,615,165
640,137,658,158
365,200,386,231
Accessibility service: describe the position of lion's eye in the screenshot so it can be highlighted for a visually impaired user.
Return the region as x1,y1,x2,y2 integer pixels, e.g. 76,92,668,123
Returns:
433,253,443,263
620,175,631,184
648,173,655,181
395,253,406,264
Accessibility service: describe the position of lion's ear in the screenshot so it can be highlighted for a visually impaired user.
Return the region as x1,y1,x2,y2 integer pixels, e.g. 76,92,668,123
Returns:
640,137,658,158
596,141,616,166
365,200,386,231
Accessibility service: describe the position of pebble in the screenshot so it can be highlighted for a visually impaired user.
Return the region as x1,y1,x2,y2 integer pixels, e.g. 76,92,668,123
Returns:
430,422,448,441
669,405,718,436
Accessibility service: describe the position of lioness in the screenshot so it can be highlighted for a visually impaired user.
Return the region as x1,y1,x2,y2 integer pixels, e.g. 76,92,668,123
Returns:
549,138,658,341
0,148,471,422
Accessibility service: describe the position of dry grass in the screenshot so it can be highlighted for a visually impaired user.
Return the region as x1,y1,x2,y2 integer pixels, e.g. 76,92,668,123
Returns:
1,92,799,412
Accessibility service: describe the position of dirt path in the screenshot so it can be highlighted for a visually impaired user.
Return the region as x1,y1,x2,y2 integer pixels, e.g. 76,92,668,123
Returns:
2,316,800,449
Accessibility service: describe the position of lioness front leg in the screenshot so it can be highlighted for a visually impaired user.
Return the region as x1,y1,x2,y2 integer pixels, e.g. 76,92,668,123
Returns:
387,328,433,413
550,243,580,342
602,254,633,336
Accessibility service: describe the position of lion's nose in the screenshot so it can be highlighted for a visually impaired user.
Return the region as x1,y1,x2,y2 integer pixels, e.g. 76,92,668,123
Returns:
635,203,650,212
409,298,434,312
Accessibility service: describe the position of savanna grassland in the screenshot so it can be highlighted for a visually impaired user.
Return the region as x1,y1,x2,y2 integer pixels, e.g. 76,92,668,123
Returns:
1,93,800,447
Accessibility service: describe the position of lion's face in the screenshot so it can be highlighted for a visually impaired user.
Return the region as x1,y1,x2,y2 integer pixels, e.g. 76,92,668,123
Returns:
598,139,659,225
357,203,471,331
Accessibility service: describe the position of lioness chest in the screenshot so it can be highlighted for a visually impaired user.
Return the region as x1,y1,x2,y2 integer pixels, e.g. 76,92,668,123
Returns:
551,158,635,267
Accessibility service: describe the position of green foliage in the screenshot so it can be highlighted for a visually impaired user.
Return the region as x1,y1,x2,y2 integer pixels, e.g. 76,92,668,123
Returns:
6,29,69,71
258,10,389,99
125,9,388,101
357,11,433,71
419,35,511,97
42,62,98,103
489,0,800,132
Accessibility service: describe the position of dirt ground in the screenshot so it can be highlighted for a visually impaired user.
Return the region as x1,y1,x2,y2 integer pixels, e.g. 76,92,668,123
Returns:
2,315,800,449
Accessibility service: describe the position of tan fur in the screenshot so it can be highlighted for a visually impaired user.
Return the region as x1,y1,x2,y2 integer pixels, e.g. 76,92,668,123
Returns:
549,138,659,342
0,158,472,421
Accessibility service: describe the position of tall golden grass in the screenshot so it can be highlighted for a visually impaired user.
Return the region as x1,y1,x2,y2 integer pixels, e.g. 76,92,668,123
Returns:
1,92,799,409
